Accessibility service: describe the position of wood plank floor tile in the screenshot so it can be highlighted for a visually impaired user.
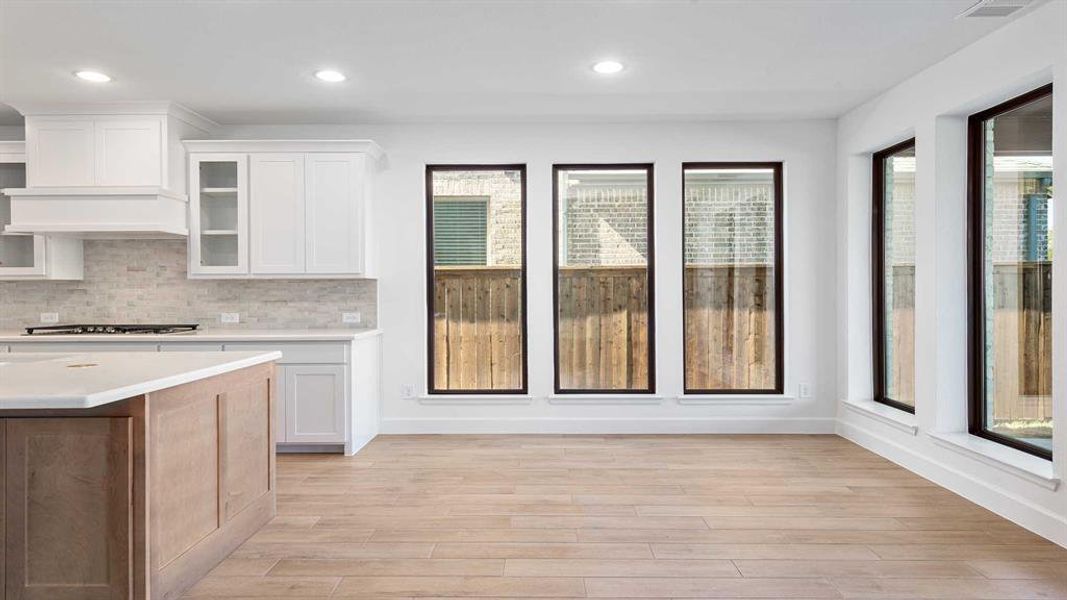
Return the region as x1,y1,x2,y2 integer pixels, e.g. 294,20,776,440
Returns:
331,576,587,597
651,543,881,560
733,559,983,578
183,435,1067,600
503,559,740,578
583,576,841,598
829,577,1067,599
432,543,654,559
182,575,340,597
269,559,505,577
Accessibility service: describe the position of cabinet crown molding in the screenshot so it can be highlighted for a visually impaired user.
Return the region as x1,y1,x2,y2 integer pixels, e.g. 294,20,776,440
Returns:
183,139,384,161
9,101,219,133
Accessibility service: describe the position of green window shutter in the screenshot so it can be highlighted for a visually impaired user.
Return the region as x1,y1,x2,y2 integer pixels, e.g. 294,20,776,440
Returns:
434,198,488,265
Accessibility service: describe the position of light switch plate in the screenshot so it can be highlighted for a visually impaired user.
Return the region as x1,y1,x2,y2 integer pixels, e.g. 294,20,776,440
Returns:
798,383,812,398
401,384,416,398
342,312,362,324
220,312,240,324
40,312,59,324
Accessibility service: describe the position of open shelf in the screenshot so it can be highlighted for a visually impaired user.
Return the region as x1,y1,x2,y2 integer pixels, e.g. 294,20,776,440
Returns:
202,229,239,236
201,187,239,194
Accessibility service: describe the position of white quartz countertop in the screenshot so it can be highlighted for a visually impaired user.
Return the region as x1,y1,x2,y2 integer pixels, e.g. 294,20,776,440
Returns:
0,328,382,343
0,351,282,409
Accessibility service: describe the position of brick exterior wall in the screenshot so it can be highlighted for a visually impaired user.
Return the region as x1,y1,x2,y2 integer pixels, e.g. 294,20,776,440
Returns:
684,182,775,266
562,184,649,266
0,240,377,330
431,169,523,266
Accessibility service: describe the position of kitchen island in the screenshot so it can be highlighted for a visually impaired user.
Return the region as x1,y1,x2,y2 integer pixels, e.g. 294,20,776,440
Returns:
0,350,281,600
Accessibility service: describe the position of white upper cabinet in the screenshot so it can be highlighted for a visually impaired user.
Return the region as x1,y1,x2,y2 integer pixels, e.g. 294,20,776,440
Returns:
306,153,364,274
0,142,84,280
93,117,163,186
6,103,217,238
251,153,306,274
27,119,94,187
184,140,382,279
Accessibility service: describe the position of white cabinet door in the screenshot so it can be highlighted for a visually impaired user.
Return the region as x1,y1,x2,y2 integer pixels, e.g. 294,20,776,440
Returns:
94,118,163,186
283,364,345,443
27,119,94,187
189,153,249,276
250,153,305,274
305,153,364,274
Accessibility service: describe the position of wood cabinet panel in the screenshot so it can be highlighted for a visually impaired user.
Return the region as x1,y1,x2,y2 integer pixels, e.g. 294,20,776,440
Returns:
219,373,272,522
5,418,132,600
150,388,220,568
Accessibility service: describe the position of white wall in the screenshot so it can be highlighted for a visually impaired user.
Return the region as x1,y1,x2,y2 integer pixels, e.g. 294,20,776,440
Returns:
224,119,839,434
835,0,1067,547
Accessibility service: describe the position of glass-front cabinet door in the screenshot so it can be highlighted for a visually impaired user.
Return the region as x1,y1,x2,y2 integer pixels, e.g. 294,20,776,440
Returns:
189,154,249,276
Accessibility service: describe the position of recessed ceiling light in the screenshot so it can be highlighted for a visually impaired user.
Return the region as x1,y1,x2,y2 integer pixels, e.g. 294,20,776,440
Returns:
315,69,346,83
592,60,624,75
74,70,111,83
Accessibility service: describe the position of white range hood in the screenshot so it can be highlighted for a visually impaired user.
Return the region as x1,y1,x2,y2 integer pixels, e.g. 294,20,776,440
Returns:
1,102,217,239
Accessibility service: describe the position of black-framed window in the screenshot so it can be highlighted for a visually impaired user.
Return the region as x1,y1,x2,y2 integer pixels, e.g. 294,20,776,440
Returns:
426,165,528,394
682,163,784,394
872,140,916,413
553,164,655,394
968,84,1053,459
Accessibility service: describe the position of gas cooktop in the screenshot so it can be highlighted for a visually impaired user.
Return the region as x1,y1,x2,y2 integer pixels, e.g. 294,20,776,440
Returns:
24,324,200,336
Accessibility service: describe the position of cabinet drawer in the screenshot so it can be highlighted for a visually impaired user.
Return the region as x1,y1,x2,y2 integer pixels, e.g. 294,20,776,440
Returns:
159,342,225,352
223,342,346,364
8,342,160,353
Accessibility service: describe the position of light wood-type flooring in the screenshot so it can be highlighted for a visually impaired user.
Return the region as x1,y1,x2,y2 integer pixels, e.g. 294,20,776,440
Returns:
182,434,1067,599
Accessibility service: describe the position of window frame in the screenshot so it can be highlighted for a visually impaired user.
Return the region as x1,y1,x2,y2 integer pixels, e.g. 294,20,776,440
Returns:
871,139,917,414
552,163,657,395
966,83,1054,460
425,163,529,395
681,161,785,395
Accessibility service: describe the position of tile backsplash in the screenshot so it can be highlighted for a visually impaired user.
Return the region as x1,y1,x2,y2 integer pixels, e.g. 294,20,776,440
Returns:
0,240,377,330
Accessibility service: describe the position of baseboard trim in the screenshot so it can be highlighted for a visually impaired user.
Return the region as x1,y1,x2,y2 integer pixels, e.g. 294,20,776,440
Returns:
379,417,836,435
837,418,1067,549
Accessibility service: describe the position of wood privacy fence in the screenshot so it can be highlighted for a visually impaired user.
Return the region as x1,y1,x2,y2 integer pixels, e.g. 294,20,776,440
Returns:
990,261,1052,423
557,266,651,390
683,265,775,390
432,266,524,391
432,263,1051,421
886,263,1051,423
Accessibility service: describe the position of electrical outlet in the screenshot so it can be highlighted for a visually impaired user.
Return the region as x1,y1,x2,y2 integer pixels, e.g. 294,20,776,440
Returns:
400,384,416,399
342,312,362,324
798,383,812,398
40,312,59,324
220,312,240,324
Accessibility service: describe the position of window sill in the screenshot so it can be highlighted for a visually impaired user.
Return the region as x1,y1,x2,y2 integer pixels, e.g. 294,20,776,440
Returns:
547,395,664,405
841,398,919,436
926,431,1059,491
677,395,794,406
417,395,534,405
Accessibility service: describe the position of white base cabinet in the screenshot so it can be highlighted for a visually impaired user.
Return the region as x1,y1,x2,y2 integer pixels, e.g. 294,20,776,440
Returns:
282,364,346,443
0,330,382,455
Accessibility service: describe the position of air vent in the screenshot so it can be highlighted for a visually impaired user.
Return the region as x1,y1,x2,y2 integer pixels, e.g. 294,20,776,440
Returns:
958,0,1032,18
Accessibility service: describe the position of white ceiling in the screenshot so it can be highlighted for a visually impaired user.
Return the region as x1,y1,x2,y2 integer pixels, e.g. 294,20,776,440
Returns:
0,0,1037,126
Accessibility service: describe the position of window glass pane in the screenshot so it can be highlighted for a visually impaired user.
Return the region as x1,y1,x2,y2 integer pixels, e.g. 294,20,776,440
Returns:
881,145,916,408
683,165,779,392
428,167,525,392
979,92,1053,453
555,166,653,392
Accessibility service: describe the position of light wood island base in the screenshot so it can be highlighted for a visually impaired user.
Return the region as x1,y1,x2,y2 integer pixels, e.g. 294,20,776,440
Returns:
0,362,276,600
